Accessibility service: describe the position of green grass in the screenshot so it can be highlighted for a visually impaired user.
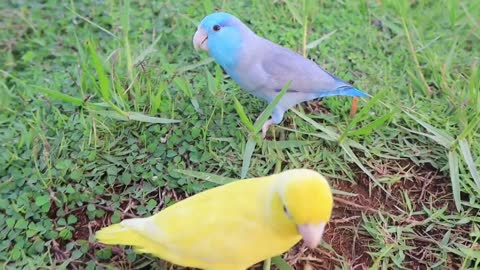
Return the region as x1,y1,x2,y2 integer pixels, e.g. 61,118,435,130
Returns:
1,0,479,269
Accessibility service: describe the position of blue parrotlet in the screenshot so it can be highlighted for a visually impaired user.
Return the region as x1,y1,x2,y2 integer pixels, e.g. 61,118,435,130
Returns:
193,12,368,138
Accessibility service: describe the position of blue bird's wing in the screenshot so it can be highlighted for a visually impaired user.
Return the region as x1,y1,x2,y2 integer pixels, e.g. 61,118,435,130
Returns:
259,40,343,94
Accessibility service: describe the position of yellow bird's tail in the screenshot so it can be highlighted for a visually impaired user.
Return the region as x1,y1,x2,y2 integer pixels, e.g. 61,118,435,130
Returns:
96,223,148,246
96,218,171,259
96,220,185,265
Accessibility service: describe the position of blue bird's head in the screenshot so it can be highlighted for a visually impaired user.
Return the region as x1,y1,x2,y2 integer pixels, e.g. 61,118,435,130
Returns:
193,12,252,69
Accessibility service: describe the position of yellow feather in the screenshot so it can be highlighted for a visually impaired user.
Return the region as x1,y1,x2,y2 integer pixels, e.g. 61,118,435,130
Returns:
95,169,333,270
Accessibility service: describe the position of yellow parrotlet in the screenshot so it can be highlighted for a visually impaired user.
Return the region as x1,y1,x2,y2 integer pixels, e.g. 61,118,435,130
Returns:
95,169,334,270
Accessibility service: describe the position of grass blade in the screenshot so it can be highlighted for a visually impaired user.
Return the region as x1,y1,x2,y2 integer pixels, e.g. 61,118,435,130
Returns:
333,189,358,196
306,30,337,50
403,111,454,148
290,108,338,141
262,258,271,270
233,96,255,132
175,58,214,74
340,90,386,138
458,112,480,140
459,139,480,188
87,41,111,100
127,112,180,124
347,109,397,137
271,256,294,270
340,142,391,196
120,0,134,82
370,245,394,270
174,169,236,185
134,34,162,66
340,143,376,183
402,18,431,96
284,0,302,24
94,110,180,124
264,140,314,149
173,77,192,97
66,6,117,39
34,85,84,105
448,149,462,211
241,137,257,179
253,81,291,133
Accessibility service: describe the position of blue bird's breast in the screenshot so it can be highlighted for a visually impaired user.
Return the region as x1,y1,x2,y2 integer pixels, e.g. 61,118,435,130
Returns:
227,65,273,102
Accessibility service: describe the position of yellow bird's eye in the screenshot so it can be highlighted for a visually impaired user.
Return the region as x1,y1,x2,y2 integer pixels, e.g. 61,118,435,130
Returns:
283,204,292,219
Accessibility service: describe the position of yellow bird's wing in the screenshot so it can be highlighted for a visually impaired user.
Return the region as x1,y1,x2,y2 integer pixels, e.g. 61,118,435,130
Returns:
123,177,300,269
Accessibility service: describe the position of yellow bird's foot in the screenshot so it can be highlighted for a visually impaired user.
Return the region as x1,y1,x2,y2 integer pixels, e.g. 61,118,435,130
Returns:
262,119,274,139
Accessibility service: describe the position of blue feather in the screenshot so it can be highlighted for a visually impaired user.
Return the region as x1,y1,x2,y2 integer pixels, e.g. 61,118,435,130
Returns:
195,12,370,136
316,86,368,99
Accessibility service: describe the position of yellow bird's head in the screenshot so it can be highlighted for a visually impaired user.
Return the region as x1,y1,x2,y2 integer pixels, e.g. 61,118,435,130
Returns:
272,169,333,248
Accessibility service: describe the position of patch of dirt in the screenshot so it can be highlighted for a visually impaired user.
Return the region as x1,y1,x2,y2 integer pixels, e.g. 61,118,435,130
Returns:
300,159,469,270
303,100,331,115
46,181,185,268
52,159,470,270
166,160,466,270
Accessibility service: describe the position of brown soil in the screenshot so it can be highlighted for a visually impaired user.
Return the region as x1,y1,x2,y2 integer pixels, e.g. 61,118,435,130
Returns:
49,157,468,270
294,160,466,270
45,98,469,269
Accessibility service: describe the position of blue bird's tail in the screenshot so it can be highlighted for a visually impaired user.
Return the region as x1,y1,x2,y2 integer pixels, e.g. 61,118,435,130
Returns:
315,85,368,99
335,85,368,97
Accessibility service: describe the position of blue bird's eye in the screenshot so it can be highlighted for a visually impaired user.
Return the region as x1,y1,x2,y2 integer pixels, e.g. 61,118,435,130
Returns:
213,25,221,31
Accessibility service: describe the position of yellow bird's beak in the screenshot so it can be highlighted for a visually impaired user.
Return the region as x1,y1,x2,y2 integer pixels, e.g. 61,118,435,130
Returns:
193,28,208,51
298,222,326,248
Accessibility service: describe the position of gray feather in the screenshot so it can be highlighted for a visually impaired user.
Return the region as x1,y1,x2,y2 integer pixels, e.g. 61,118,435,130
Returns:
258,38,342,93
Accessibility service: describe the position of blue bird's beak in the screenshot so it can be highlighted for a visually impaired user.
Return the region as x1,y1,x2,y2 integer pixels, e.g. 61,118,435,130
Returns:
193,28,208,52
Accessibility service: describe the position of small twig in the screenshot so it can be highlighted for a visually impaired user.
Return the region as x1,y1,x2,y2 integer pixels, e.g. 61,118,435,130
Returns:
96,204,137,218
330,216,361,224
288,245,308,265
64,205,86,215
51,239,68,261
48,187,62,204
352,263,369,270
334,197,426,226
406,233,446,245
122,198,135,216
419,175,434,201
334,197,379,214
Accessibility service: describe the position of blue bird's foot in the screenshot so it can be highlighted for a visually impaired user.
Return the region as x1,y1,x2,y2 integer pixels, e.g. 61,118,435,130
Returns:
262,119,274,139
259,106,285,139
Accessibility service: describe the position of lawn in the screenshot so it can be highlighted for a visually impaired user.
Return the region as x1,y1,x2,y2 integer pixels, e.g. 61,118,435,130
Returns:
1,0,479,269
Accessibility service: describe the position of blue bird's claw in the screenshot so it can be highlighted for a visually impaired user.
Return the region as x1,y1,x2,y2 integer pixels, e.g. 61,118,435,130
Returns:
261,119,274,139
